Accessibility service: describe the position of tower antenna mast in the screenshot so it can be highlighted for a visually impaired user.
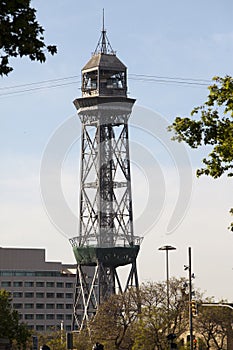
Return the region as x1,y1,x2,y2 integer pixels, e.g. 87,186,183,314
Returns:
93,10,115,55
101,8,107,54
102,8,105,32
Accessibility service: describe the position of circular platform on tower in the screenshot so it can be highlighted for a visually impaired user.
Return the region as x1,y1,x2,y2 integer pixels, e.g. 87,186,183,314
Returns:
72,245,140,267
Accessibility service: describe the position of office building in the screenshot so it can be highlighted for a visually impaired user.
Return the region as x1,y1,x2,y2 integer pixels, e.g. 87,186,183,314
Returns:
0,247,76,332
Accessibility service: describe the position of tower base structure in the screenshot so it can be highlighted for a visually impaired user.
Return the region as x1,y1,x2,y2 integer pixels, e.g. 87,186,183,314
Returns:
69,240,141,330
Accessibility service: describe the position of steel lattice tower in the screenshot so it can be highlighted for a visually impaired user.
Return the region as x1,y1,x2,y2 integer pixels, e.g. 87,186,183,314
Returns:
69,22,142,330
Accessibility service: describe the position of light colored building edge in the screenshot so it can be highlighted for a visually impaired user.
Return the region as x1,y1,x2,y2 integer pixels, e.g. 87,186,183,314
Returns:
0,247,76,332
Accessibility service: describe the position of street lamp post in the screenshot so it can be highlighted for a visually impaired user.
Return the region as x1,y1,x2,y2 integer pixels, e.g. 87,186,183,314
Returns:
158,245,176,350
188,247,194,350
158,245,177,312
184,247,194,350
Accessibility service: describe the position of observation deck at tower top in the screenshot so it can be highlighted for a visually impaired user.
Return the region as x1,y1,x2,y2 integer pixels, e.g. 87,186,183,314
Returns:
78,22,129,100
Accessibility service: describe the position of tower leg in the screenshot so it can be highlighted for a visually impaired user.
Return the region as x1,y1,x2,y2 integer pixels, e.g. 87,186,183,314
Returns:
72,258,140,331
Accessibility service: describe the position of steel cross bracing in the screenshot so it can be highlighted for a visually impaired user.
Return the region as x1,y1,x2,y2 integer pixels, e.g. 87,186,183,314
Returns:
70,100,142,331
72,260,139,330
78,110,134,248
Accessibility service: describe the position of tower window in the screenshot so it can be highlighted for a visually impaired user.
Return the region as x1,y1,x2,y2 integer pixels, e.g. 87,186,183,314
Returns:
100,70,125,89
82,71,98,92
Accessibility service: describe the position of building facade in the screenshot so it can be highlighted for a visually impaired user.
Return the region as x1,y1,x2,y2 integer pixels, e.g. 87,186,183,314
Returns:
0,247,76,332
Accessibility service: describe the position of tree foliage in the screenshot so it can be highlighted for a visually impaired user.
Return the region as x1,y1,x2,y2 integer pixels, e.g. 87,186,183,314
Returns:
68,278,233,350
196,302,233,350
0,0,57,76
71,279,233,350
169,75,233,229
169,76,233,178
0,289,31,349
89,288,139,349
132,278,189,350
37,327,67,350
76,278,190,350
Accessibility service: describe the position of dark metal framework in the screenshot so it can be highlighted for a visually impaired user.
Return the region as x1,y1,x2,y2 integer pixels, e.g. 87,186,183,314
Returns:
69,25,142,331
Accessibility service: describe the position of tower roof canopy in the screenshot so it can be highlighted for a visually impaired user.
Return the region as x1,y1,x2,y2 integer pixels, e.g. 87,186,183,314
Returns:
82,12,127,72
82,53,126,72
80,14,128,98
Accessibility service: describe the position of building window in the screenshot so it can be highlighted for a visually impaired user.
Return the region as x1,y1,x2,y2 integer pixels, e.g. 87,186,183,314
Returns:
36,314,44,320
13,281,22,287
56,314,63,320
28,325,34,330
46,282,54,288
0,271,13,276
24,281,34,287
46,314,55,320
25,292,34,298
56,304,64,309
36,292,44,298
25,303,34,309
46,292,55,298
56,293,64,298
65,283,73,288
65,293,73,299
66,314,72,320
36,303,44,309
66,304,73,309
66,325,72,331
25,314,34,320
56,282,64,288
36,325,44,331
13,292,23,298
13,303,23,309
36,282,44,287
1,281,11,287
46,304,55,309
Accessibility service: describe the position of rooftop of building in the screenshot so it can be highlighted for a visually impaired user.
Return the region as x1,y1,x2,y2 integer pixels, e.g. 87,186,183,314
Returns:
0,247,76,273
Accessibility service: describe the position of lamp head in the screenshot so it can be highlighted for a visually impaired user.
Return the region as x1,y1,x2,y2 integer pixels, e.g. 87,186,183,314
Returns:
158,245,176,251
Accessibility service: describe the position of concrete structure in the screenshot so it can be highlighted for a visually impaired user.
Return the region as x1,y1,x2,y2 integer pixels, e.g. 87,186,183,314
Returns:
0,247,76,332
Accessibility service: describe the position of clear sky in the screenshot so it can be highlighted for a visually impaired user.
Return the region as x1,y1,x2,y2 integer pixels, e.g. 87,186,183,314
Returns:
1,0,233,300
